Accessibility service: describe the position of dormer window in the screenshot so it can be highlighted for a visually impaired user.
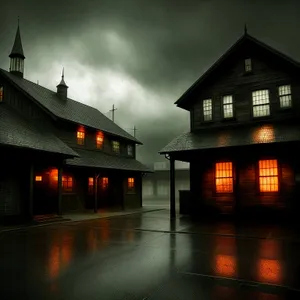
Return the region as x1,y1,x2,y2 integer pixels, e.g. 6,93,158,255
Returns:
77,127,85,145
222,95,233,119
203,99,212,121
96,131,104,149
252,90,270,117
278,85,292,108
0,87,3,102
245,58,252,72
112,141,120,153
127,145,133,156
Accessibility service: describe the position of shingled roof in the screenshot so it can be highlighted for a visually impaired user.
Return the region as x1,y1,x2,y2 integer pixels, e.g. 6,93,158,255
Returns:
0,69,141,144
0,104,78,157
66,148,152,172
159,123,300,154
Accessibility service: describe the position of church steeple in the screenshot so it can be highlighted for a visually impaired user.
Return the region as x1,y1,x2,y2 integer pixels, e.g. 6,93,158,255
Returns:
56,68,69,100
9,18,25,78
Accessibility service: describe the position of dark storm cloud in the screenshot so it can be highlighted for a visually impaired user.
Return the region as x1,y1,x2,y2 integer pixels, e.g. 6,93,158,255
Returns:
1,0,300,164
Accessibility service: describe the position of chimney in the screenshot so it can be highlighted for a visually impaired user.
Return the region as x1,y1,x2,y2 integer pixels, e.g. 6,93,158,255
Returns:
56,68,68,100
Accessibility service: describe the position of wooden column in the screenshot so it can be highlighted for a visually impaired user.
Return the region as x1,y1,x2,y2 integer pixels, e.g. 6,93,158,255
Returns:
57,166,63,215
29,163,34,220
170,156,176,218
94,173,98,213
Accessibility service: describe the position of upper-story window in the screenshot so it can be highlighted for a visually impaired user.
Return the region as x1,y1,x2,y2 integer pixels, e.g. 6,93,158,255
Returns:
112,141,120,154
77,128,85,145
252,90,270,117
203,99,212,121
0,86,3,102
96,131,104,149
222,95,233,119
62,175,73,193
245,58,252,72
127,145,133,156
278,85,292,108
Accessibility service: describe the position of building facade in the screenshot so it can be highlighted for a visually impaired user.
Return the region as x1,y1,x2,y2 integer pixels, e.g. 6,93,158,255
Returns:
0,24,149,222
160,30,300,219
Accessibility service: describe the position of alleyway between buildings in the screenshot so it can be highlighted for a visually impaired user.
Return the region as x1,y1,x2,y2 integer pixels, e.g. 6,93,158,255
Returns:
0,209,300,299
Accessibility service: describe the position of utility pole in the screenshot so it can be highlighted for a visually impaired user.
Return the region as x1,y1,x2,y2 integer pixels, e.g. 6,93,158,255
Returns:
133,125,137,138
110,104,117,122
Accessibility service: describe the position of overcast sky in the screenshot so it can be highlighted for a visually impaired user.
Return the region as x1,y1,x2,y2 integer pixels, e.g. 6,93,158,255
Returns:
1,0,300,165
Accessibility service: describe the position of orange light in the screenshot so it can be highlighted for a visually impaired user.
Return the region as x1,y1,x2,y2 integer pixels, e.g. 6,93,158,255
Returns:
50,169,58,181
215,162,233,193
35,175,42,182
252,125,275,144
128,177,135,188
88,177,94,186
258,259,281,284
215,255,237,277
62,176,73,192
77,127,85,145
0,87,3,101
96,132,104,148
101,177,109,189
259,160,279,192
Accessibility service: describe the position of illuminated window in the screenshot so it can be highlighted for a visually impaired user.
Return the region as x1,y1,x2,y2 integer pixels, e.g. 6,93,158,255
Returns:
35,175,42,182
62,176,73,192
112,141,120,153
278,85,292,108
127,145,133,156
222,95,233,119
100,177,109,190
215,162,233,193
128,178,135,190
0,87,3,102
96,131,104,149
259,160,279,192
50,169,58,181
77,129,85,145
252,90,270,117
203,99,212,121
88,177,94,194
245,58,252,72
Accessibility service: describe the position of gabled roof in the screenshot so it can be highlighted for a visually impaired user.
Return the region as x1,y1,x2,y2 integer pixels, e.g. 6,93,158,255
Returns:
9,25,25,59
159,123,300,154
66,148,152,172
0,104,78,157
175,33,300,110
0,69,141,144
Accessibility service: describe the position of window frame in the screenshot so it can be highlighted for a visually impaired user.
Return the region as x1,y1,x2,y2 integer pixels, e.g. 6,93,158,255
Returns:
244,58,252,73
77,129,85,145
100,177,109,190
252,89,271,118
222,95,234,120
96,131,104,149
256,159,280,195
88,177,94,194
214,161,234,195
127,145,133,156
0,86,3,102
202,98,213,122
278,84,292,109
62,175,74,193
112,141,120,154
127,177,136,194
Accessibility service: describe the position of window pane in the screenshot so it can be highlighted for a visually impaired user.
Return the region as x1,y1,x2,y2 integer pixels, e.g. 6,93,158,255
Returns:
223,95,233,105
245,58,252,72
223,104,233,118
253,104,270,117
252,90,269,105
278,85,291,96
215,162,233,193
203,99,212,121
280,95,292,108
259,160,279,192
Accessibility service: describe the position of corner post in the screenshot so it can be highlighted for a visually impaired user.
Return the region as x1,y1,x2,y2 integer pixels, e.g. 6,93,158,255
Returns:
57,166,63,215
94,173,98,213
29,163,34,220
170,156,176,218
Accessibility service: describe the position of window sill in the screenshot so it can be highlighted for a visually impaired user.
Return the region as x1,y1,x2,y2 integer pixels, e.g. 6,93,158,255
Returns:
252,115,272,121
243,71,253,76
279,107,293,111
221,117,236,122
200,120,214,125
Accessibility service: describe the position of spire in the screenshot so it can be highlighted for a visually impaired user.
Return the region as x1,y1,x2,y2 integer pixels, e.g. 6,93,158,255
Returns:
9,18,25,78
244,23,248,35
56,67,69,100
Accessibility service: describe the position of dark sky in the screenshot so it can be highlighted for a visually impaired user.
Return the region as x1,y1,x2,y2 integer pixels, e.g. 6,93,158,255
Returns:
1,0,300,165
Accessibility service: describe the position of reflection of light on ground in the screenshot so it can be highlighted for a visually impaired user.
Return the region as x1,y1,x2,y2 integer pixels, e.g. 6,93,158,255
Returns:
258,259,281,284
215,254,237,277
87,229,97,252
49,246,60,279
100,219,110,242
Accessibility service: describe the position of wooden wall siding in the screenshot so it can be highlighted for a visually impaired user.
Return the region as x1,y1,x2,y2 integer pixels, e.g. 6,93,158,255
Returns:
191,52,300,130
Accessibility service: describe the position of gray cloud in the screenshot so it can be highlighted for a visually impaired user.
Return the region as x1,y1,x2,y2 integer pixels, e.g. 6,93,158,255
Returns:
1,0,300,165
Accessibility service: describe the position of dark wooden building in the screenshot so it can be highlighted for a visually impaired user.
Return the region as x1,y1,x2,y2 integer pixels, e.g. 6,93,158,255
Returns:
0,24,149,221
160,29,300,219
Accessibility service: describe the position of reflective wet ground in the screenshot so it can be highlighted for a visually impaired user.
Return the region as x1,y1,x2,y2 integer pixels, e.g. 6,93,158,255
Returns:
1,209,300,299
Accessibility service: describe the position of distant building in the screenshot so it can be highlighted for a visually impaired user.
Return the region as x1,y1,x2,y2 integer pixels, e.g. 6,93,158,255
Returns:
0,23,150,221
142,161,189,199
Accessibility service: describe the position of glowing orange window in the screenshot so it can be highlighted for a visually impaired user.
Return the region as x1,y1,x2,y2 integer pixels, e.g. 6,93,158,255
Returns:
96,132,104,149
62,176,73,192
0,87,3,101
101,177,109,190
215,162,233,193
35,175,42,182
88,177,94,194
77,129,85,145
259,160,279,192
128,178,135,189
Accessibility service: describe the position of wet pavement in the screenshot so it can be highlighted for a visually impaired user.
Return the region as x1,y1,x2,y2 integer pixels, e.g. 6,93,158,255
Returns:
0,209,300,299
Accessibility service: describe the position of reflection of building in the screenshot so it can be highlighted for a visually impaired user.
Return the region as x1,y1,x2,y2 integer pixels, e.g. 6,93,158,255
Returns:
160,28,300,218
0,23,150,221
142,161,190,199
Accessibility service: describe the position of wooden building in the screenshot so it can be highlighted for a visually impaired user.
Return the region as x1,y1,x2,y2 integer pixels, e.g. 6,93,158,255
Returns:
0,24,149,222
160,29,300,219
